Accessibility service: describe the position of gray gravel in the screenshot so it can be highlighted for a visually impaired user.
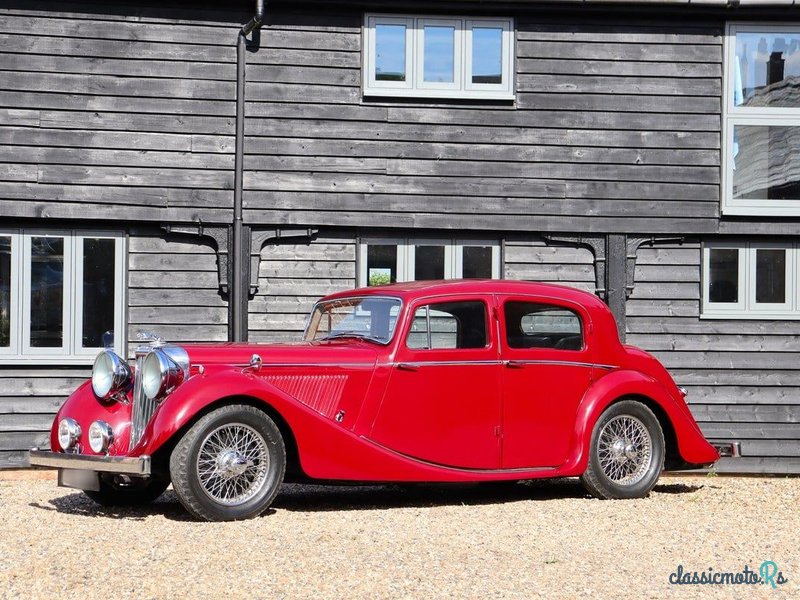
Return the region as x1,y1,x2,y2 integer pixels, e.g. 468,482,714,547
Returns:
0,473,797,599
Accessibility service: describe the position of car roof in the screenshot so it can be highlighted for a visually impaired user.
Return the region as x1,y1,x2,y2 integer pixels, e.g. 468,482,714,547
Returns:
321,279,607,309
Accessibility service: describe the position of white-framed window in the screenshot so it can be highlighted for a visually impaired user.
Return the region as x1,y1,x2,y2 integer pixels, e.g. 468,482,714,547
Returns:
359,238,500,286
702,241,800,319
0,230,125,363
363,14,514,100
722,24,800,216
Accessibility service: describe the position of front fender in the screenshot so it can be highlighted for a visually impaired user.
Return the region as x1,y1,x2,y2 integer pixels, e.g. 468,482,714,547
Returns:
562,370,719,474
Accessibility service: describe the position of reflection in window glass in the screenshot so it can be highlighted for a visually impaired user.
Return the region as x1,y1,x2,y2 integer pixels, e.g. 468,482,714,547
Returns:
82,239,116,348
0,237,10,348
709,249,740,303
505,302,582,350
375,24,407,81
415,245,445,280
423,25,455,83
734,31,800,107
732,125,800,201
408,301,487,349
367,245,397,286
472,27,503,84
30,237,64,348
755,249,786,303
462,246,493,278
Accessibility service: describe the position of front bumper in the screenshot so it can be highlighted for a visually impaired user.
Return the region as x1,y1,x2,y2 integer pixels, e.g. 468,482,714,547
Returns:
29,448,151,476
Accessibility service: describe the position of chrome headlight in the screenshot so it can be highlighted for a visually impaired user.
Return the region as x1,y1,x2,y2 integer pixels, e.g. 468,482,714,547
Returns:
57,418,81,451
142,347,188,401
88,421,114,454
91,350,132,400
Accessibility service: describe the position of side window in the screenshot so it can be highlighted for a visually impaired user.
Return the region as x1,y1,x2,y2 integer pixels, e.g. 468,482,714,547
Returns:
407,301,487,349
504,301,583,351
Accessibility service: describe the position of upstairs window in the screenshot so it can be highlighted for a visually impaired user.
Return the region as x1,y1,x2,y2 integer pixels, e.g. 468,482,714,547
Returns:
0,230,125,363
363,14,514,100
702,241,799,318
723,24,800,215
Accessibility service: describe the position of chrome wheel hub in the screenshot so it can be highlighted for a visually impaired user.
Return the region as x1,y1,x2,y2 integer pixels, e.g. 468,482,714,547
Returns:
196,423,269,506
597,415,652,485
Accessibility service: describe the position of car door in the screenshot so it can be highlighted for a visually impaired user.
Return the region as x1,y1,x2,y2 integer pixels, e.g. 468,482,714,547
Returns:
499,295,594,469
368,296,502,469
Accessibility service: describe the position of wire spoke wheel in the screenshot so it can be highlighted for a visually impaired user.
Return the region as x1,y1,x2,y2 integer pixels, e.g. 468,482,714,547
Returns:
597,415,652,486
196,422,270,506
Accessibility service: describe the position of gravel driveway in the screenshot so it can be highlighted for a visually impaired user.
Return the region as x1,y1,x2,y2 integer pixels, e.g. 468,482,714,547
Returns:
0,473,797,600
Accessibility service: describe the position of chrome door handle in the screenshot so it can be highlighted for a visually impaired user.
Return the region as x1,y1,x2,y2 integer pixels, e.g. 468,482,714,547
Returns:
397,363,419,371
505,360,525,369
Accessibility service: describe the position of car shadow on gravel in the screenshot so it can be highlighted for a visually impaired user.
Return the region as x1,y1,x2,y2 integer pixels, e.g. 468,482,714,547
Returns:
29,479,704,520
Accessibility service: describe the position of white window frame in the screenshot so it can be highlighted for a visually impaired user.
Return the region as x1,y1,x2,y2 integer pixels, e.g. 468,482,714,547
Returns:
0,230,126,364
359,238,501,286
702,241,800,319
362,14,515,100
722,23,800,216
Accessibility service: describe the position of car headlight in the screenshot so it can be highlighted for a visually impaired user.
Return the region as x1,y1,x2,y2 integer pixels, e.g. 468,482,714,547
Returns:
88,421,114,454
142,348,187,401
91,350,132,400
58,418,81,451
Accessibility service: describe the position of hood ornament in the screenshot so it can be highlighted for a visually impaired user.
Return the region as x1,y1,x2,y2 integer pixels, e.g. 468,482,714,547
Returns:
137,331,165,347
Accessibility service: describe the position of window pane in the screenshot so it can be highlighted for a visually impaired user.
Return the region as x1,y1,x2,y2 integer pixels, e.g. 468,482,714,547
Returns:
423,25,455,83
472,27,503,84
0,236,10,348
375,24,407,82
734,31,800,107
30,237,64,347
708,248,739,303
732,125,800,202
755,249,786,304
415,245,445,280
462,246,493,278
408,302,487,349
505,302,583,350
366,245,397,286
82,238,116,348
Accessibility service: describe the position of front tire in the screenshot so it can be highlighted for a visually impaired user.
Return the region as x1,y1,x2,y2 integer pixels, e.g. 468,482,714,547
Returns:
580,400,665,499
169,404,286,521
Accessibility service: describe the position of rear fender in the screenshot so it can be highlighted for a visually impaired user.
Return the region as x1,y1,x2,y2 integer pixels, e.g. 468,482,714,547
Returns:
562,370,719,474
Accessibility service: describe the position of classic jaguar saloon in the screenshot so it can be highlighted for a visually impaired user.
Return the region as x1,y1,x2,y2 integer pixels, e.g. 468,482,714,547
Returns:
30,280,720,521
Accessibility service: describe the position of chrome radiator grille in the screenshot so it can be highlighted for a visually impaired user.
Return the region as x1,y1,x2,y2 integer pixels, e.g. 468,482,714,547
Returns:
129,349,157,450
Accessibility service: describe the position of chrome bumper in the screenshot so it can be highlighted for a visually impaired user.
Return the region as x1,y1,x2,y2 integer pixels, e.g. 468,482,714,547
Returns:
29,448,151,475
712,441,742,458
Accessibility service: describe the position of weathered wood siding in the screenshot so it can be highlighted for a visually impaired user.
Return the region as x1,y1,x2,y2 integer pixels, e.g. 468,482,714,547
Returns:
244,5,721,234
127,232,228,351
0,1,241,223
248,233,358,342
627,243,800,474
504,238,595,293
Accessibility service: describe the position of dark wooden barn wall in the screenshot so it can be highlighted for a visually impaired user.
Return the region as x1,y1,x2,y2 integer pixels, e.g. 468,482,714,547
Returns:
243,6,722,234
0,2,242,223
627,243,800,474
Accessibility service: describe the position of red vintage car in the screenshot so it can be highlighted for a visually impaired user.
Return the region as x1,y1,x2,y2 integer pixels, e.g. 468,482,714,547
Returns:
30,280,721,521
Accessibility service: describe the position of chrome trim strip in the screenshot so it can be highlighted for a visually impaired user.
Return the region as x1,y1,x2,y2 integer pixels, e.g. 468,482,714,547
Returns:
387,359,617,369
29,449,151,475
504,359,617,370
261,362,376,368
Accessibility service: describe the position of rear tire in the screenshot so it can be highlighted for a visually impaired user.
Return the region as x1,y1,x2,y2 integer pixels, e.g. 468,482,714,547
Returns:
84,475,169,506
169,404,286,521
580,400,665,499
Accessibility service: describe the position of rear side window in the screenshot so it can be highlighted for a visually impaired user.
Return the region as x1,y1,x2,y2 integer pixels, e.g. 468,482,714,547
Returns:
407,301,487,349
504,301,583,350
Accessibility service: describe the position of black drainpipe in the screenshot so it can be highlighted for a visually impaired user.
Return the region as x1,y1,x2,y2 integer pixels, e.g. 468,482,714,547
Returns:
232,0,265,341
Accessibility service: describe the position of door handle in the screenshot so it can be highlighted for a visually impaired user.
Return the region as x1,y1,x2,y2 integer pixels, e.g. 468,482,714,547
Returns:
397,363,419,371
505,360,526,369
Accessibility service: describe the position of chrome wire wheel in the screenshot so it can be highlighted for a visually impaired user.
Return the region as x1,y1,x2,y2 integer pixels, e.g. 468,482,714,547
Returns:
196,422,270,506
597,415,653,486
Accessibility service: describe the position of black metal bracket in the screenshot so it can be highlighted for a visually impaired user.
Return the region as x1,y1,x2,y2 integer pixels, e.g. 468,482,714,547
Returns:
249,227,319,295
542,234,607,300
161,223,231,295
626,236,685,298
